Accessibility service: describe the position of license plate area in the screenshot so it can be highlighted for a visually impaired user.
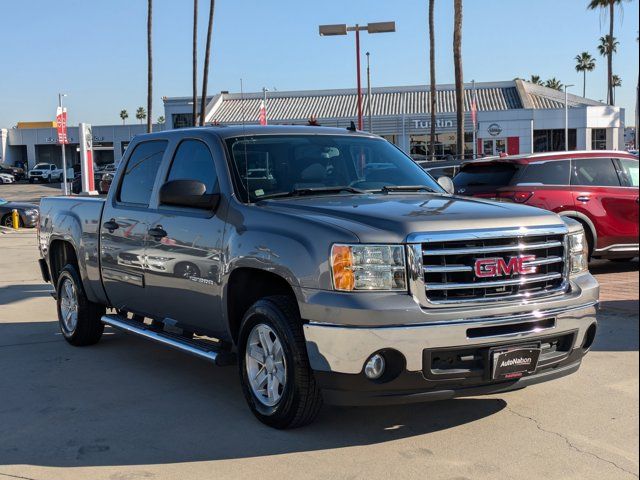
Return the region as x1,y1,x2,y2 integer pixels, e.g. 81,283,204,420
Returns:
491,344,541,380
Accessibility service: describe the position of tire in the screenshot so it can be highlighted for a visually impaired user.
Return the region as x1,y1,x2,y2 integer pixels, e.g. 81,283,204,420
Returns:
238,295,322,429
29,178,34,184
1,214,22,228
56,264,105,346
174,262,200,279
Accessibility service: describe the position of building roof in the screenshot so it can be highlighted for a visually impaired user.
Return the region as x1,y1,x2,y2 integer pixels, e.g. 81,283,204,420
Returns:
195,80,607,125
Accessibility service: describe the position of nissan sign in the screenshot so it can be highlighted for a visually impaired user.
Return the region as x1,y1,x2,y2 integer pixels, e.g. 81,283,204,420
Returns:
487,123,503,136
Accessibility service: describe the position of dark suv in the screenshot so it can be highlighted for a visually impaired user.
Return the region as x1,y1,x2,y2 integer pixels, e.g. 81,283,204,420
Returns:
453,151,639,261
0,163,25,181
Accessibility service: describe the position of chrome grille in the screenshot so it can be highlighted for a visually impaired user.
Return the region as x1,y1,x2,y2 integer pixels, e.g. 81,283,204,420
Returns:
409,228,568,306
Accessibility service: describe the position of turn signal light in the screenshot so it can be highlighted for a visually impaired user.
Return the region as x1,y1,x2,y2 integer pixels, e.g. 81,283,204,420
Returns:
331,245,355,291
512,191,534,203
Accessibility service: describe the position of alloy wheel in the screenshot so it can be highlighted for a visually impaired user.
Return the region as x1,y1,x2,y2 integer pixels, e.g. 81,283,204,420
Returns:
245,323,287,407
59,278,79,334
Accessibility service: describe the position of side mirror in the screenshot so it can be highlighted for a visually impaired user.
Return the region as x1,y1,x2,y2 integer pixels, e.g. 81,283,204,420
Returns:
437,176,455,195
159,179,220,210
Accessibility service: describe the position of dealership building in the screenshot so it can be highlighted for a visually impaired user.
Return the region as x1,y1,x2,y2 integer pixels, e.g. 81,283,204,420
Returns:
1,79,626,170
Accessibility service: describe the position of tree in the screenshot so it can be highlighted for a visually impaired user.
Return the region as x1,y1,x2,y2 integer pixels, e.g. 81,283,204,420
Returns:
119,109,128,125
575,52,596,97
136,107,147,124
612,74,622,104
146,0,153,133
453,0,464,158
529,75,543,85
200,0,216,126
588,0,628,105
157,115,165,124
192,0,198,127
428,0,437,161
545,78,563,91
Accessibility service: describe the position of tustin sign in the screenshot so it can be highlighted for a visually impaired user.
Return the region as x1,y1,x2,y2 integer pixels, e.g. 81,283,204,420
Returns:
412,119,455,130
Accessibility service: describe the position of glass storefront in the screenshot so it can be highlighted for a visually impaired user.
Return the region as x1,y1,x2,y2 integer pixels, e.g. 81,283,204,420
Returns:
172,113,194,129
409,132,474,161
533,129,576,152
591,128,607,150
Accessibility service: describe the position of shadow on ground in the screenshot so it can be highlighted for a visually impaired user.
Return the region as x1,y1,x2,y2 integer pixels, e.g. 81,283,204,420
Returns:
0,321,508,467
589,258,639,274
0,283,53,305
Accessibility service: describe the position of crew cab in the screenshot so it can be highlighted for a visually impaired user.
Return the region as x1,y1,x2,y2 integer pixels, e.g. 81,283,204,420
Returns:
28,163,64,183
38,126,599,428
453,151,639,261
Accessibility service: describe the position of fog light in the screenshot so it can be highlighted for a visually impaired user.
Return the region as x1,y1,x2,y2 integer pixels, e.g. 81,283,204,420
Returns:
364,353,385,379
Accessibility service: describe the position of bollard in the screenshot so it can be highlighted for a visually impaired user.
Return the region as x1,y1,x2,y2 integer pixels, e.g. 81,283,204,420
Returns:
11,209,20,229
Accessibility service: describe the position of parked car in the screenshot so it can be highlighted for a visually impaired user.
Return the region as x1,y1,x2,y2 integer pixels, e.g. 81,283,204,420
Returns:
453,151,639,261
71,171,109,194
0,197,39,227
38,126,598,428
0,173,16,184
28,163,64,183
0,163,25,181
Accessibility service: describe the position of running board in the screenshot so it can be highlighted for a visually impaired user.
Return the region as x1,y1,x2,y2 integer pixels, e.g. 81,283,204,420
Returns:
101,314,235,366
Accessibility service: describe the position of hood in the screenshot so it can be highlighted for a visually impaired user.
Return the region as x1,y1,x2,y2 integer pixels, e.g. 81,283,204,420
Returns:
258,193,564,243
3,202,39,210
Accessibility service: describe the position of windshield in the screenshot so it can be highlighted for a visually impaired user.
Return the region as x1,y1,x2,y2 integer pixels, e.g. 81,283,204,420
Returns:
225,134,442,202
453,163,519,192
34,163,50,170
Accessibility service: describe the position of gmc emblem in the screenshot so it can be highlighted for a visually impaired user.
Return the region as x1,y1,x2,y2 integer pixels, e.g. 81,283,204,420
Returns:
474,255,537,278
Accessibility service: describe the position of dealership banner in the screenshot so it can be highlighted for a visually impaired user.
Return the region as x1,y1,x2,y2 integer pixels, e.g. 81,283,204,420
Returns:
78,123,97,194
56,107,68,144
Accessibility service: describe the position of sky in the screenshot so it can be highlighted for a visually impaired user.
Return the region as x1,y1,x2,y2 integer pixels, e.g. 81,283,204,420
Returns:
0,0,638,128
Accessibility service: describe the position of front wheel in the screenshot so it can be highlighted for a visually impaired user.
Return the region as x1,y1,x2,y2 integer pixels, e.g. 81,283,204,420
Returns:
56,264,105,346
239,296,322,429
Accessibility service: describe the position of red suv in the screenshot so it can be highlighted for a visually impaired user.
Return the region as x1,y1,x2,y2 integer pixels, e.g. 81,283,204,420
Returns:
453,151,639,261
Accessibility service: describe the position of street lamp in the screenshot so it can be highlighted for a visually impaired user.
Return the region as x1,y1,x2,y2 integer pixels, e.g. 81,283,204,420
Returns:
319,21,395,130
564,84,575,151
366,52,372,133
58,93,69,195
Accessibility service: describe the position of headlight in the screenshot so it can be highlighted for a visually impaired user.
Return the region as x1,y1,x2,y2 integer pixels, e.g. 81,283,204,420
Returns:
568,231,588,275
24,209,38,216
331,244,406,291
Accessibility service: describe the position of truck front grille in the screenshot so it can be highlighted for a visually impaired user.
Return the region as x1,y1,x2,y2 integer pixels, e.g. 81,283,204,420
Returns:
420,233,566,305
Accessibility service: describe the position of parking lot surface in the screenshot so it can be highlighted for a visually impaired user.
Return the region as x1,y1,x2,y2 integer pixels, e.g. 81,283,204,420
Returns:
0,183,638,480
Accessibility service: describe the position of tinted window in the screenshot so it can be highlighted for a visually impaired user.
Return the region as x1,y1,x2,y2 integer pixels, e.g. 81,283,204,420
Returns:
453,163,519,192
517,160,571,185
118,141,167,205
572,158,620,187
166,140,218,193
617,158,639,187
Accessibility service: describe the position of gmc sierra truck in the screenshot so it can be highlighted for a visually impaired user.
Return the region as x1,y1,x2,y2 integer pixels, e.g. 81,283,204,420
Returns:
38,126,599,428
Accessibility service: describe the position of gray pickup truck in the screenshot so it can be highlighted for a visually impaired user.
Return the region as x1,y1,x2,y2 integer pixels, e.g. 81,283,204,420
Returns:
38,126,599,428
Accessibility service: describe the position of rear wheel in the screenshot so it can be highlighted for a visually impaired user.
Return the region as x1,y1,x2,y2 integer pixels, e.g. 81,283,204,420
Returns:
56,264,105,346
238,295,322,429
1,215,22,228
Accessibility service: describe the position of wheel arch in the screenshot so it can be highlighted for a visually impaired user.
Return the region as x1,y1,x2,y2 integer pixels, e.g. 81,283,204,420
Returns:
558,210,597,254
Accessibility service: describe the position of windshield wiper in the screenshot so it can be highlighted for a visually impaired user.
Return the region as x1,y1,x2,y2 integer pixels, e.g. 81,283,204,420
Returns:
257,186,368,200
380,185,437,193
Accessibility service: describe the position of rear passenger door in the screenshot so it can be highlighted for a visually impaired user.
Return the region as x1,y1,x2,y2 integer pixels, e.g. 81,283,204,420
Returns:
143,138,228,338
571,157,635,251
100,140,168,315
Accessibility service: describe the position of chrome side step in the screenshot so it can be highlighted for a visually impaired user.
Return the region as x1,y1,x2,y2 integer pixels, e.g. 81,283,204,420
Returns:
101,314,235,366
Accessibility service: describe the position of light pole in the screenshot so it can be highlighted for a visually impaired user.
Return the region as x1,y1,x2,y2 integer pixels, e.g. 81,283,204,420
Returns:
319,22,395,131
366,52,372,133
564,84,574,151
58,93,69,195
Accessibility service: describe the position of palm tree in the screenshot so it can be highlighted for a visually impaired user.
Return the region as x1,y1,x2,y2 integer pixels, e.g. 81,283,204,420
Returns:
192,0,198,127
428,0,436,161
146,0,153,133
136,107,147,124
453,0,464,158
200,0,216,126
529,75,543,85
597,34,619,103
575,52,596,97
545,78,563,91
157,115,165,125
612,74,622,104
119,109,128,125
588,0,628,105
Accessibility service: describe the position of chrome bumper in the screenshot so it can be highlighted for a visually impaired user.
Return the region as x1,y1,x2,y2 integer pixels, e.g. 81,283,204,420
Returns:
304,302,597,374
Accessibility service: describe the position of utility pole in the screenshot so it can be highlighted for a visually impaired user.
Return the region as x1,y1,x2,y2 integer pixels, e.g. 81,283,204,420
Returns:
58,93,68,195
366,52,372,133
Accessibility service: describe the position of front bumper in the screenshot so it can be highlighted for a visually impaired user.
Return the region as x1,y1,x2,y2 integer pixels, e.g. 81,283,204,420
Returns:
301,273,598,405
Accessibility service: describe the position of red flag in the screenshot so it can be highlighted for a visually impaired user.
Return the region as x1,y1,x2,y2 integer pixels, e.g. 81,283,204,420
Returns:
470,96,477,128
258,100,267,126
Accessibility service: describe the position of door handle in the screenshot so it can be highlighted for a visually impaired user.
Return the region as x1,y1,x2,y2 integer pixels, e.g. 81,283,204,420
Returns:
148,226,168,239
576,196,590,202
103,219,120,232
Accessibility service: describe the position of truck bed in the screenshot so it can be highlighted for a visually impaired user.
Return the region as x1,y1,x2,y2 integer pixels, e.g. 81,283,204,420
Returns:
39,196,107,305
